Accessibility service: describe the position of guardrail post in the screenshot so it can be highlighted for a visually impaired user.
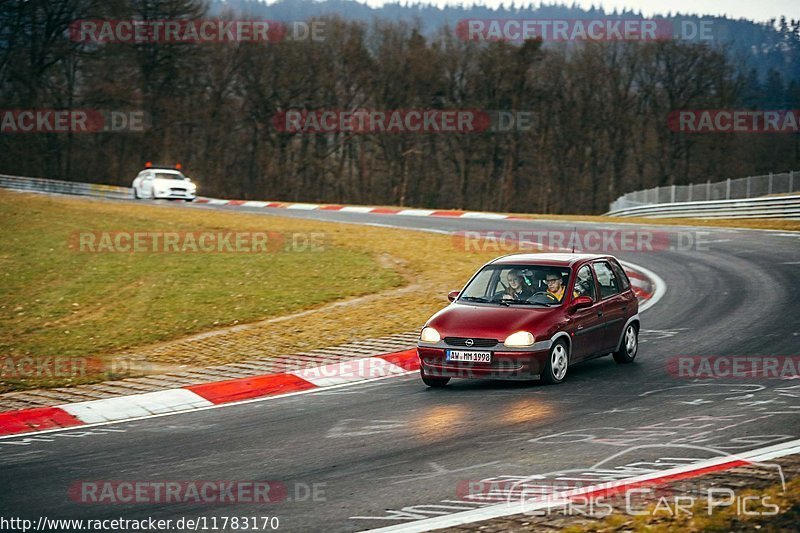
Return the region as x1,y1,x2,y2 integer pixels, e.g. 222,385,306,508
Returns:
670,184,676,203
746,176,751,198
706,179,711,200
791,170,795,192
653,186,659,204
688,184,692,202
768,172,773,195
726,178,731,199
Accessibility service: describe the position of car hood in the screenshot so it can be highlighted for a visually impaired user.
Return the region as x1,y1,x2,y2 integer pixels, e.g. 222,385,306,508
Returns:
426,303,556,340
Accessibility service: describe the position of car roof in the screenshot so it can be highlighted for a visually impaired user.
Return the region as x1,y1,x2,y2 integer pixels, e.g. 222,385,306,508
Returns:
146,168,182,173
490,252,612,267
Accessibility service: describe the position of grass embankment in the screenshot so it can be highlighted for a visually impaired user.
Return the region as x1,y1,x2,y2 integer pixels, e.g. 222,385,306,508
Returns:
0,190,499,391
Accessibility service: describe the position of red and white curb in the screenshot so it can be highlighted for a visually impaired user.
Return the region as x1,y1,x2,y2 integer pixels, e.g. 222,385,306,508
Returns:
0,350,418,438
363,438,800,532
196,197,528,220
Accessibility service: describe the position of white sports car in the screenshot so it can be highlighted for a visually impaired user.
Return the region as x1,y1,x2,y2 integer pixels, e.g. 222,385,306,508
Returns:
132,165,197,201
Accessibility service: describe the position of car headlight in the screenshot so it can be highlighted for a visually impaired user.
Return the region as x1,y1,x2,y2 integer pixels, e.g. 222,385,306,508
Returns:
504,331,535,347
420,327,441,343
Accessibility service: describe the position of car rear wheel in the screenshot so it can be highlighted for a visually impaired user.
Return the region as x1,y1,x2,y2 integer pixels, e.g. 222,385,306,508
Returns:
542,340,569,384
613,323,638,364
421,369,450,388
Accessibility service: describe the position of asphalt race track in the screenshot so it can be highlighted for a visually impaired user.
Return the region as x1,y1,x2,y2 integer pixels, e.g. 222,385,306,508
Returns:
1,198,799,532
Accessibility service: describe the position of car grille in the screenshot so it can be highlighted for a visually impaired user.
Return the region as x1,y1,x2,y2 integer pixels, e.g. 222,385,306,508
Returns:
444,337,498,348
170,188,187,193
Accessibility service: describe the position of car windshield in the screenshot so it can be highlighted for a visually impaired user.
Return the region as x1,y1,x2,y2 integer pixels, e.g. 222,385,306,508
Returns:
154,172,187,180
459,264,571,306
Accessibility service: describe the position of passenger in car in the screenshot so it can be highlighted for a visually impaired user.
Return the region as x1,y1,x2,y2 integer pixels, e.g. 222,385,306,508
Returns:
503,270,533,301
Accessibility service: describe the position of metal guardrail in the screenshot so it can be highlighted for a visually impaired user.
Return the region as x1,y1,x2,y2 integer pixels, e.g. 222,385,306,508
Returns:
609,171,800,213
606,195,800,219
0,174,131,200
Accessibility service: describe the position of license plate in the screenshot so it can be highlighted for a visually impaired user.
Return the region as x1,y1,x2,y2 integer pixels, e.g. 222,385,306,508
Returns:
446,350,492,363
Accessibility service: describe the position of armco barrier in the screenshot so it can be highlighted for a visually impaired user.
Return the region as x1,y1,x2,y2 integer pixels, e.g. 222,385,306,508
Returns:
605,195,800,219
0,174,131,200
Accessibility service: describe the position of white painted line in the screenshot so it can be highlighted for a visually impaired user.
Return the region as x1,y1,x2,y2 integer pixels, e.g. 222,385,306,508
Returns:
340,206,376,213
397,209,436,217
59,389,213,424
292,358,408,387
287,203,319,210
619,260,666,313
459,212,508,219
242,201,268,208
362,438,800,533
205,199,229,205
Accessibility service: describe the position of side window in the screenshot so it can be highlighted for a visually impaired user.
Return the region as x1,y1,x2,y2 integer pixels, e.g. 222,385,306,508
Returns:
575,265,597,301
594,262,620,299
610,261,631,290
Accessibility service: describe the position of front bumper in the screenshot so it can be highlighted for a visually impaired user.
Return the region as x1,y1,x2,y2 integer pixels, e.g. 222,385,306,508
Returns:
418,346,550,380
155,190,196,200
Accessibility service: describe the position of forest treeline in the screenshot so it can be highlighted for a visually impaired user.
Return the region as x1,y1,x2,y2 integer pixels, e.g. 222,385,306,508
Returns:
1,0,799,214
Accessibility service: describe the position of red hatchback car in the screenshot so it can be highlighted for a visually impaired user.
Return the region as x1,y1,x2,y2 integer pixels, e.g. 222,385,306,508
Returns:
417,253,640,386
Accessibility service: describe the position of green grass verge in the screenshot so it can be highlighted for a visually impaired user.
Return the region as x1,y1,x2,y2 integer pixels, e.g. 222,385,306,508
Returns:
0,190,401,389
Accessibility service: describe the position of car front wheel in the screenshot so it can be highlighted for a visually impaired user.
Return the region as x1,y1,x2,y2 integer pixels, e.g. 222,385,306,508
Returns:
542,340,569,384
613,324,638,364
421,369,450,388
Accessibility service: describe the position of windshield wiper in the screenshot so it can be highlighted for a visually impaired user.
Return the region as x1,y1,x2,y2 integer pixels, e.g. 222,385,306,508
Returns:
460,296,490,303
504,300,551,307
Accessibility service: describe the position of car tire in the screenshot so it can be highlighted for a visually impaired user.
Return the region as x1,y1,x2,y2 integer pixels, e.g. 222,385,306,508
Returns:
613,323,638,364
542,340,569,384
133,187,140,199
421,369,450,388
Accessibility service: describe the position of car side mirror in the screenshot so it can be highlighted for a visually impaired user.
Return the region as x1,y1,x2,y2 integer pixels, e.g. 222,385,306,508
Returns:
447,290,460,302
569,295,593,313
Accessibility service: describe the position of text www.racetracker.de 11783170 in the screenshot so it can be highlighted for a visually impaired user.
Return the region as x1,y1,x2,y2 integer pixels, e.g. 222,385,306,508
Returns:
0,516,281,532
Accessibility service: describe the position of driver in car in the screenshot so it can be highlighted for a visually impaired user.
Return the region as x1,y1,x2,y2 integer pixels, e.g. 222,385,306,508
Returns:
503,270,533,301
544,273,577,303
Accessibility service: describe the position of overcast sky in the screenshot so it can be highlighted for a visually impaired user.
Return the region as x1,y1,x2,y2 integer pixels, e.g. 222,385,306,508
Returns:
354,1,797,23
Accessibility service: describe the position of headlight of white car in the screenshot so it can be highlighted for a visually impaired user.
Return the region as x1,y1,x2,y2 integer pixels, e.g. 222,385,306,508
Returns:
420,327,441,343
504,331,535,347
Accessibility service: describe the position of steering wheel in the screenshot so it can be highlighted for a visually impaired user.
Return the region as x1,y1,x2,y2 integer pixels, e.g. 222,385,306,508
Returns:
529,291,556,304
